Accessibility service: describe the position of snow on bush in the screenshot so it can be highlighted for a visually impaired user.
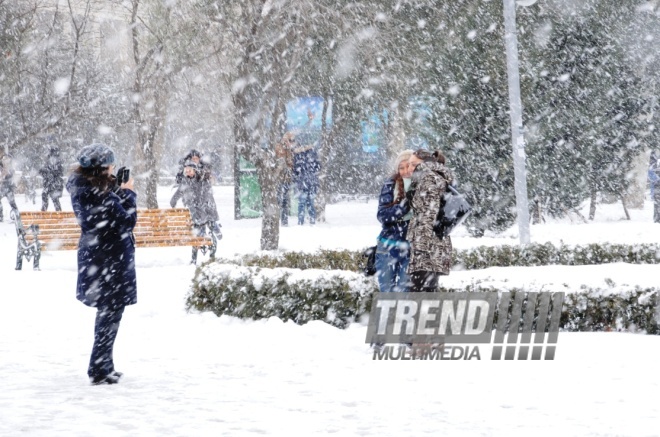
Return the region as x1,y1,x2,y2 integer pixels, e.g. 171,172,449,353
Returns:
187,261,660,334
186,263,376,328
212,243,660,273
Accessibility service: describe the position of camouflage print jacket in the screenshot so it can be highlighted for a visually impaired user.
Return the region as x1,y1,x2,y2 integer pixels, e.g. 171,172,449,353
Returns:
406,161,453,275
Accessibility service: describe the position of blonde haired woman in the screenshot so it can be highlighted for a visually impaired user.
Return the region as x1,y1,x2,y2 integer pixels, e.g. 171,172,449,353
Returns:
375,149,414,292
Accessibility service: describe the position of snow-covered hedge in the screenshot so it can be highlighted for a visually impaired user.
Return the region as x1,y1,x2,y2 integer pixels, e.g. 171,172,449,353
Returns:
186,263,375,328
216,249,363,272
457,242,660,270
187,262,660,334
438,285,660,334
214,243,660,272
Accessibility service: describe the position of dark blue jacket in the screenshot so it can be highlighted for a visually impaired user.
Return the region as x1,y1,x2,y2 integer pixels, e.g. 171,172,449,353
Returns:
67,174,138,309
293,148,320,193
377,176,411,242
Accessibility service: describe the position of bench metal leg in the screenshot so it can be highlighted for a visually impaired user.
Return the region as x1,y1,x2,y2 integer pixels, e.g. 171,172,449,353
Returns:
33,249,41,271
15,246,23,271
209,232,217,260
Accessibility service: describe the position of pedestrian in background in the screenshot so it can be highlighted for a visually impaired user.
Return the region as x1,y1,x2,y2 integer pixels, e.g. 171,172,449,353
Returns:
293,142,320,225
0,154,19,222
39,145,64,211
649,152,660,223
275,132,295,226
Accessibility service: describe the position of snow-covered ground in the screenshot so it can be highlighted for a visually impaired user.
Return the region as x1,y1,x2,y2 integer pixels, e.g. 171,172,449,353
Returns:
1,185,660,436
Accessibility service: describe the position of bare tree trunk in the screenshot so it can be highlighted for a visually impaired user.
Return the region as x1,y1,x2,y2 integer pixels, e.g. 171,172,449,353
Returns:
144,83,168,209
233,86,281,250
233,144,241,220
257,165,279,250
623,148,650,209
621,195,630,220
589,189,597,220
129,0,167,209
142,129,160,209
316,92,331,223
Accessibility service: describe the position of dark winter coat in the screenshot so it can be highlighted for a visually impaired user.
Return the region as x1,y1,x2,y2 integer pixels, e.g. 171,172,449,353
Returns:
377,176,411,243
171,173,219,225
39,155,64,192
293,147,320,193
406,161,453,275
67,173,138,309
0,163,15,196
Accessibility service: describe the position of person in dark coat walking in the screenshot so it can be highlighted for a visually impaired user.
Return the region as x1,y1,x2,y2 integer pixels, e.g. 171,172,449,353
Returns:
0,154,19,222
293,144,321,225
39,145,64,211
375,149,414,293
170,160,222,263
649,153,660,223
66,143,137,385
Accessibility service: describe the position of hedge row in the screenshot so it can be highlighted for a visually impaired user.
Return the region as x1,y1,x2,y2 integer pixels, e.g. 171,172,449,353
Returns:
187,263,374,329
214,242,660,272
187,262,660,334
457,242,660,270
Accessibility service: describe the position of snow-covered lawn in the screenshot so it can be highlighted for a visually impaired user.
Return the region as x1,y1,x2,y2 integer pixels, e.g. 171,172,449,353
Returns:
1,185,659,436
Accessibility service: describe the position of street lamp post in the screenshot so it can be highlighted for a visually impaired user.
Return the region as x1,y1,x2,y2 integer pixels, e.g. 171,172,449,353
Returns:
503,0,532,245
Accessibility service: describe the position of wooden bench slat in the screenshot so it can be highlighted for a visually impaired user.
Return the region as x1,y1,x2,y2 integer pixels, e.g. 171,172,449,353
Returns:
28,222,194,228
41,239,211,251
15,208,216,269
21,220,193,225
16,209,213,251
36,232,201,241
29,229,197,237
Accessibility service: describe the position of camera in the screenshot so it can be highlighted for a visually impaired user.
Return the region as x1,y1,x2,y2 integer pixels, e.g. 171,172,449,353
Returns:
115,167,130,186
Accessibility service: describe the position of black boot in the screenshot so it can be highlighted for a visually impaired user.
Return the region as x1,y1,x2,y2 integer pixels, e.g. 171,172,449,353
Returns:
90,373,121,385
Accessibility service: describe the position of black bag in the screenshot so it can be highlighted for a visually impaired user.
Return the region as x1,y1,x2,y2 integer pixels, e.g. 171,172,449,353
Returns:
433,185,472,238
362,246,377,276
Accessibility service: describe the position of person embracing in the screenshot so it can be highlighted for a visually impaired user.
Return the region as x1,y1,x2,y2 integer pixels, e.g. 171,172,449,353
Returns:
375,149,414,293
66,144,137,385
406,149,454,292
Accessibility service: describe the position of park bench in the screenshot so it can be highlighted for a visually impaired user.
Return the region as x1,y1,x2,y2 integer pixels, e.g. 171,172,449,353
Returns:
12,208,216,270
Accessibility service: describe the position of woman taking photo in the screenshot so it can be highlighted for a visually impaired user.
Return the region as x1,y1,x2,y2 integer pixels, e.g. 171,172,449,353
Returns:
375,149,414,293
66,143,137,385
406,149,453,292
